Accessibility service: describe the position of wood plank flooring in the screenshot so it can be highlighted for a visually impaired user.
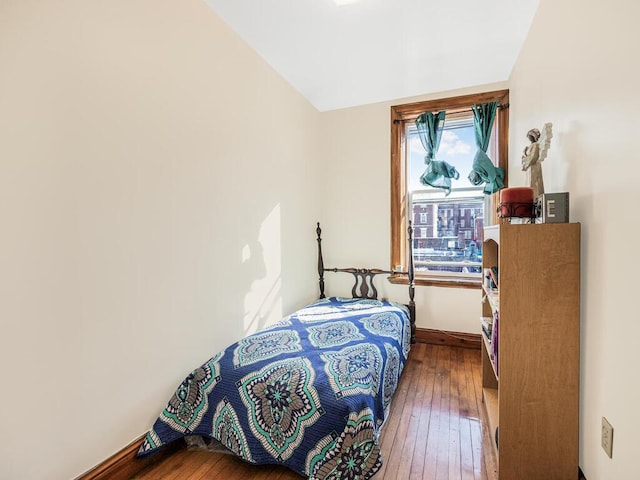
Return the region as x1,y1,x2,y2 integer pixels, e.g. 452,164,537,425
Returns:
133,344,497,480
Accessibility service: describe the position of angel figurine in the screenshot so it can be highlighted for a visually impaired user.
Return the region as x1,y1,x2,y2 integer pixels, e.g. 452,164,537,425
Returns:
521,122,553,199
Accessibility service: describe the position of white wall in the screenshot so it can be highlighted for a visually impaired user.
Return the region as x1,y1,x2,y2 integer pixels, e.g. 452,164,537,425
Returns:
318,83,507,333
508,1,640,478
4,1,634,478
0,1,320,479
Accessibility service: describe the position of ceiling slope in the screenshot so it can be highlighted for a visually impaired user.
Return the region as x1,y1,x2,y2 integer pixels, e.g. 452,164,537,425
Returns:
205,0,539,111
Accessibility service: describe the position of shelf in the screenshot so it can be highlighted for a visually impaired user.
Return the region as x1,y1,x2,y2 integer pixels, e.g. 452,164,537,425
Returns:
479,223,581,479
482,387,499,456
483,285,499,314
482,331,498,380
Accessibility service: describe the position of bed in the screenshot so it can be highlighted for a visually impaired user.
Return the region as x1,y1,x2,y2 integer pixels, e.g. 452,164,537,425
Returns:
137,223,415,480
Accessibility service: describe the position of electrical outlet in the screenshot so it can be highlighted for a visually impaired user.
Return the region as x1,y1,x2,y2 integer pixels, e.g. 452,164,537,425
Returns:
601,417,613,458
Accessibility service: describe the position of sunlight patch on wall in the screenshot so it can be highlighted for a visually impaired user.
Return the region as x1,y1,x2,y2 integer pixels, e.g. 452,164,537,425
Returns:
243,204,283,334
241,244,251,263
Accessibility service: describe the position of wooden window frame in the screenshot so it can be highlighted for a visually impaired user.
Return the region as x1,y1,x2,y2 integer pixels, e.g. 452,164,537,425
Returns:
389,89,510,289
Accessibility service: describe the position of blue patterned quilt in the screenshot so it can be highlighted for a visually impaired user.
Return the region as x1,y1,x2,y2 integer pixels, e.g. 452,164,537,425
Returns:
138,297,412,479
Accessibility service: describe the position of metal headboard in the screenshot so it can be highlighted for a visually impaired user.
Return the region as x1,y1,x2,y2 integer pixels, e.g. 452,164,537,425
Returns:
315,222,416,342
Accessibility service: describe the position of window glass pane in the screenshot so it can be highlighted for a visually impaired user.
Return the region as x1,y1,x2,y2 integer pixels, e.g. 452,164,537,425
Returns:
408,118,477,193
410,197,483,276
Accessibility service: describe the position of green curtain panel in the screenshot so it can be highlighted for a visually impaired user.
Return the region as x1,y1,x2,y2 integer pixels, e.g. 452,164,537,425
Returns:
468,102,505,194
415,111,459,195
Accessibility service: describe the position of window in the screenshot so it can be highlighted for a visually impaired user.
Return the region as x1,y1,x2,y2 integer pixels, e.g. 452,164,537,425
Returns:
408,116,486,279
390,90,509,288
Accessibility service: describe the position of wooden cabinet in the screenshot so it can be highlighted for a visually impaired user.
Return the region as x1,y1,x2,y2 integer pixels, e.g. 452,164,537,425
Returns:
481,223,580,479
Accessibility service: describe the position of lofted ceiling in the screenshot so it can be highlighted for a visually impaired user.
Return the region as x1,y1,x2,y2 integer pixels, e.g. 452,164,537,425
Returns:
204,0,539,111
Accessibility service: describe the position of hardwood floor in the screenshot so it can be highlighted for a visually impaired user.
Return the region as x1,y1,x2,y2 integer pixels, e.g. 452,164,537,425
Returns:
133,344,497,480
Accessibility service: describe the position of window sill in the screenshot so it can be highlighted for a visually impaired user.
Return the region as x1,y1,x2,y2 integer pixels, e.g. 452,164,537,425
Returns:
388,273,481,289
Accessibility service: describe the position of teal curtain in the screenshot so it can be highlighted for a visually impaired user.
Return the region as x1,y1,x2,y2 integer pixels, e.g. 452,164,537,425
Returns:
468,102,505,194
415,111,459,195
